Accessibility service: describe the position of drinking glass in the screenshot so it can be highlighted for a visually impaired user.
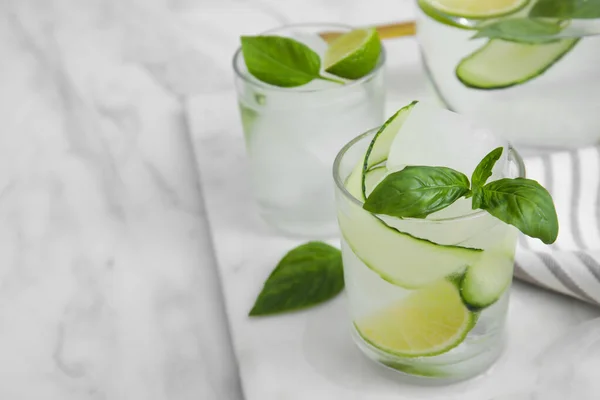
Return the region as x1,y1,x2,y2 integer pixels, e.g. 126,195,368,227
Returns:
333,127,525,383
233,23,386,237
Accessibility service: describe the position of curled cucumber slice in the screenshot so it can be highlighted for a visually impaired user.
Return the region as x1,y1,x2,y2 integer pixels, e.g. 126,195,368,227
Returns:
361,101,417,198
456,38,580,89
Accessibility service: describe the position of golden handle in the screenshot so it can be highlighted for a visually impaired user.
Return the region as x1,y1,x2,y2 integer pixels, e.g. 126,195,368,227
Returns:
319,21,416,42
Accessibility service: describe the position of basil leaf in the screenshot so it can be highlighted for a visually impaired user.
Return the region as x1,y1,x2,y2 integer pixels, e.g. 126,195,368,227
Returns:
573,0,600,18
471,147,503,194
530,0,600,19
249,242,344,316
363,166,471,218
529,0,576,18
241,36,321,87
472,19,563,43
477,178,559,244
472,188,485,210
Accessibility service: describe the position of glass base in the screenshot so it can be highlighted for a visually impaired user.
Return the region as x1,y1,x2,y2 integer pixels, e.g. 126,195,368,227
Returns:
351,326,505,385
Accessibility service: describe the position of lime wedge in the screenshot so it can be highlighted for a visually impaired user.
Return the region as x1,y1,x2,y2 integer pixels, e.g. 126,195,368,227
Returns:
356,280,474,357
324,28,381,80
420,0,529,18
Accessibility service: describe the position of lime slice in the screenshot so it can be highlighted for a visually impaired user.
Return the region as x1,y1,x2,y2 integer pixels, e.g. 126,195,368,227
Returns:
356,280,474,357
324,28,382,80
420,0,529,19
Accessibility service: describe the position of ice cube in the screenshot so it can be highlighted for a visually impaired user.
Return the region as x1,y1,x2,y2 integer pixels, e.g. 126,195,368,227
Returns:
386,101,508,183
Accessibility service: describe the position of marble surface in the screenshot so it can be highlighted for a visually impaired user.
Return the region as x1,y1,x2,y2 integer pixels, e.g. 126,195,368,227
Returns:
0,0,241,399
188,1,600,400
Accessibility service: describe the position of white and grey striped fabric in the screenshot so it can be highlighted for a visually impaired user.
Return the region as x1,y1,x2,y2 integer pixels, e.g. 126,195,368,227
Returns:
515,147,600,305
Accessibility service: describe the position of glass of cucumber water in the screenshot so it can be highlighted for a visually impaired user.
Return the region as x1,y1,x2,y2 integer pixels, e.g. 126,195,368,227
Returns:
233,24,386,237
333,101,534,383
416,0,600,150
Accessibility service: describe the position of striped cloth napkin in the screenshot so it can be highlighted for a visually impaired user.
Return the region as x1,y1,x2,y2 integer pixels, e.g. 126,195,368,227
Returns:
515,147,600,305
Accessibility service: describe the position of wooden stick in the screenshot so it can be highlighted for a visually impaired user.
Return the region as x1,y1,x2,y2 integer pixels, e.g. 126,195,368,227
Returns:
319,21,416,42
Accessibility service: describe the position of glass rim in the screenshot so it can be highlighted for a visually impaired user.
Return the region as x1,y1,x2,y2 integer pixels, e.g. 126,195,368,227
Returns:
232,22,387,93
332,127,527,223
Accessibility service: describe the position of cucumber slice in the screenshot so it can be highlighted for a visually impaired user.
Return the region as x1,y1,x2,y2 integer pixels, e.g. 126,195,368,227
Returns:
364,166,387,196
338,205,482,289
362,101,417,198
382,361,450,378
456,38,579,89
345,158,367,201
460,249,515,309
342,102,482,288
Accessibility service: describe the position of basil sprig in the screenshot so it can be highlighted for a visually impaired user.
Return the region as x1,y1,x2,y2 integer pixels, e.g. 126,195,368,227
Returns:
471,146,504,195
363,147,559,244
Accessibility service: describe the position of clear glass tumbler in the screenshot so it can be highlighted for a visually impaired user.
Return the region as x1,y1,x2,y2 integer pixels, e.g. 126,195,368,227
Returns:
333,127,525,383
416,0,600,150
233,23,386,238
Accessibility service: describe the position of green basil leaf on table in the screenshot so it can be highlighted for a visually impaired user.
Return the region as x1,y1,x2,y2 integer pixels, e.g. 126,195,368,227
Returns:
470,147,504,202
363,166,471,218
249,242,344,316
471,19,564,43
240,35,322,87
530,0,600,19
476,178,559,244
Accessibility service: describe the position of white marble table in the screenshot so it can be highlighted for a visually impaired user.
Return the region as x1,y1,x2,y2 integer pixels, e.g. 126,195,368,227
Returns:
0,0,241,399
4,0,600,399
